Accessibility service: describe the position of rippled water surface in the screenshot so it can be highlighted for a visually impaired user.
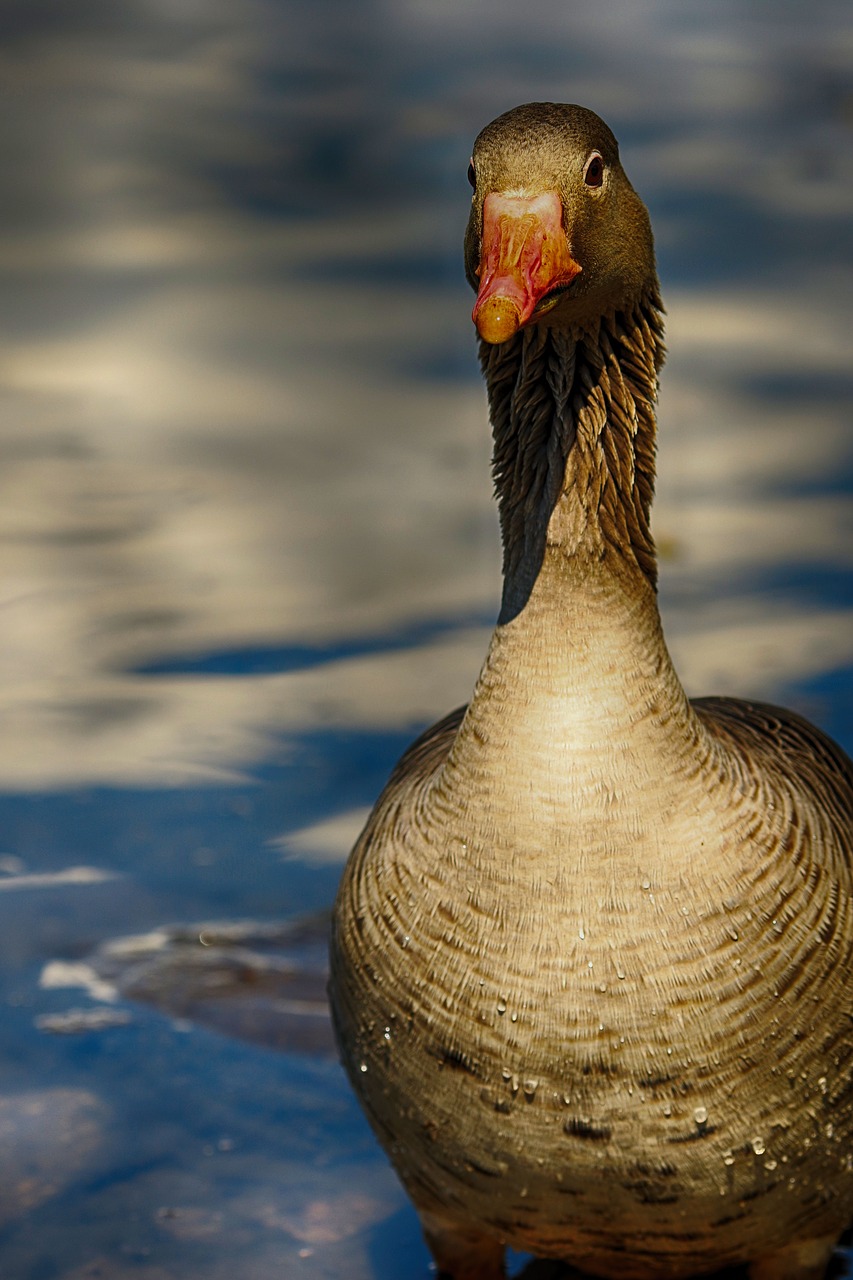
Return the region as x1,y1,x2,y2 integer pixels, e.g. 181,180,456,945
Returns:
1,2,851,1276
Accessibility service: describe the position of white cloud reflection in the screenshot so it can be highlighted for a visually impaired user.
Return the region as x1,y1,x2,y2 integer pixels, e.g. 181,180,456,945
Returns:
275,807,374,866
0,0,850,787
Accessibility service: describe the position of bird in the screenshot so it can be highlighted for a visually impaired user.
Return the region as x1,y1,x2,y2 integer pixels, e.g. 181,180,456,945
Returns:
328,102,853,1280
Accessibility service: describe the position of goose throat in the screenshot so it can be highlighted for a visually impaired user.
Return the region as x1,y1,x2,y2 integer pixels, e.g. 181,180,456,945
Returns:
480,289,665,621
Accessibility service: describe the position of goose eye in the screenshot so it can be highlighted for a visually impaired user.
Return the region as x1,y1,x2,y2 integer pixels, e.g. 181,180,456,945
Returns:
467,160,476,189
583,153,604,188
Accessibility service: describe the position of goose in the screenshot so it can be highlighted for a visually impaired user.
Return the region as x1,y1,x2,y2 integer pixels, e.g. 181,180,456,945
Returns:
329,103,853,1280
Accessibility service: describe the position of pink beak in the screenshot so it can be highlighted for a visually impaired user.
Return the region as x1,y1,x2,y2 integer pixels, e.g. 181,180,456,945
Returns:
472,191,582,344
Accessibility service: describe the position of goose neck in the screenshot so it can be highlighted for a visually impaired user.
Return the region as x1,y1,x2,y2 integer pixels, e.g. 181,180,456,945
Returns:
479,291,665,621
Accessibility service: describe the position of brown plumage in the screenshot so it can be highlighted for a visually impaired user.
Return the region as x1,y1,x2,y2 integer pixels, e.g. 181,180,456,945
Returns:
329,103,853,1280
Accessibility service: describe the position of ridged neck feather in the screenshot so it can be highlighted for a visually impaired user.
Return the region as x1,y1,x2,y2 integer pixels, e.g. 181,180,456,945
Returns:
479,289,665,621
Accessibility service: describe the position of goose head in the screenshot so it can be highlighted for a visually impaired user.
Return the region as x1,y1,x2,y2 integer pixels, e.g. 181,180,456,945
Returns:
464,102,656,343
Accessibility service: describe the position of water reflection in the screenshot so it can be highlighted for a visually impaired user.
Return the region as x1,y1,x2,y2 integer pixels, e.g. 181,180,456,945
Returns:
0,0,850,1275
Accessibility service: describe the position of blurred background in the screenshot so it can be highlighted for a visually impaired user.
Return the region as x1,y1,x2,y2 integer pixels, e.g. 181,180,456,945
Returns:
0,1,851,1276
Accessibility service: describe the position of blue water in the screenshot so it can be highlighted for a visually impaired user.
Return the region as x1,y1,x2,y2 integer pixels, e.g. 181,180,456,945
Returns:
0,1,850,1276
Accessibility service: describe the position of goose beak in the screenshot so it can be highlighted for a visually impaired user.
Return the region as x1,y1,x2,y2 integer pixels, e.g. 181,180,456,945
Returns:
472,191,582,344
